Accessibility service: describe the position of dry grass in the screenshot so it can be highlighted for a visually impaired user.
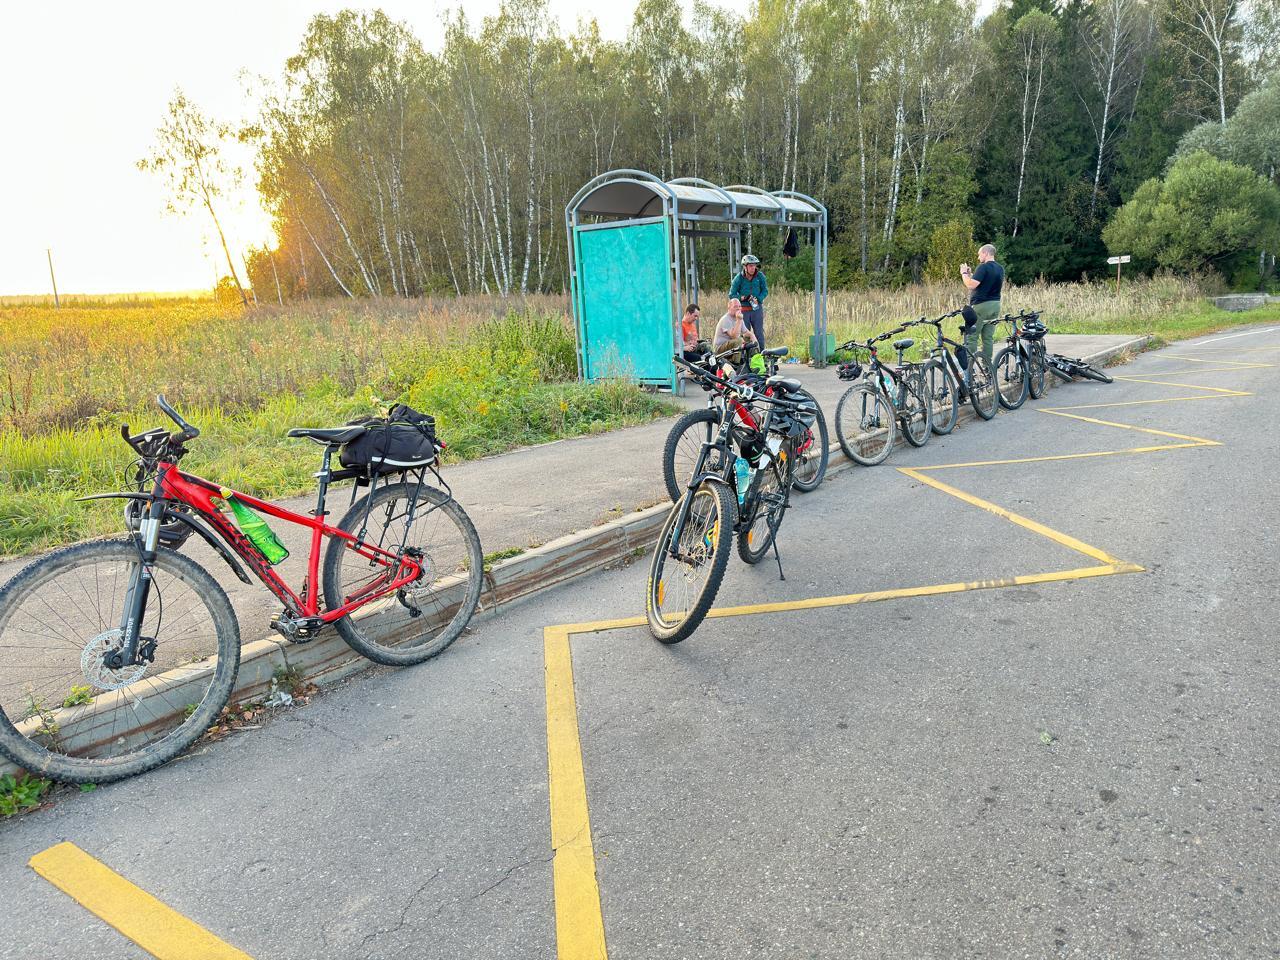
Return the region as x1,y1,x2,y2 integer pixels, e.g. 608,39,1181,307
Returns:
738,274,1212,358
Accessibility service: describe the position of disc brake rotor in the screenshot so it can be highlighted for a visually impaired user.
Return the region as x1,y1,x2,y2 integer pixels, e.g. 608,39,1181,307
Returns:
81,629,147,690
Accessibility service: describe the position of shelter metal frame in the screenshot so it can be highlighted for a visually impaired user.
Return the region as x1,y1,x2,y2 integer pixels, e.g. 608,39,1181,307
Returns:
565,169,830,391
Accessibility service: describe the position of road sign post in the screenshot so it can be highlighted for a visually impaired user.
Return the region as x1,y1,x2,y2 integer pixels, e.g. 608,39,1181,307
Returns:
1107,254,1131,292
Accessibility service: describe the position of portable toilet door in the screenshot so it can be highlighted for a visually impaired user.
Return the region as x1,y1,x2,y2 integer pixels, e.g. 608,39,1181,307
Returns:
571,216,678,390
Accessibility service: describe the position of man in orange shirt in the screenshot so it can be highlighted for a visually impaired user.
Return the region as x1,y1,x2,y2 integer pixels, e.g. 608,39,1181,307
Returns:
680,303,707,362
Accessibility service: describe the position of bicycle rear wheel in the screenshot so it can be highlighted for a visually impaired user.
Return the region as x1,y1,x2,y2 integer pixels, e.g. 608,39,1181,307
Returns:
646,482,734,643
901,370,933,446
969,356,999,420
994,347,1029,410
790,389,829,493
662,407,727,503
738,463,787,564
835,384,896,466
1028,343,1047,399
0,540,240,783
926,359,959,435
324,479,484,666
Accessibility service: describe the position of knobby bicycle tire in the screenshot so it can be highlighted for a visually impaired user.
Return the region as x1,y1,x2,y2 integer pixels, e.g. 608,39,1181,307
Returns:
646,482,734,644
1028,344,1048,399
901,369,933,447
0,540,240,784
324,480,483,667
968,356,999,420
1077,363,1114,384
737,462,789,564
836,383,896,466
926,359,959,436
790,388,829,494
994,347,1029,410
662,407,725,503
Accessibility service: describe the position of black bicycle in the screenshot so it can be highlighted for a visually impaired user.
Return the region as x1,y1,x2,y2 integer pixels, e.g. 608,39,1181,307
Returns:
647,358,809,643
991,314,1041,410
1044,350,1114,384
663,344,828,501
832,324,933,466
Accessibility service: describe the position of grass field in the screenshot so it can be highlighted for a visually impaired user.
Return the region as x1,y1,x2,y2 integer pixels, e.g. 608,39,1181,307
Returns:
2,278,1274,556
0,297,669,555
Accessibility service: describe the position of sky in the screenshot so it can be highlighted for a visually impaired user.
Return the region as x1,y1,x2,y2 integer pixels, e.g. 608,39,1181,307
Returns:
0,0,701,296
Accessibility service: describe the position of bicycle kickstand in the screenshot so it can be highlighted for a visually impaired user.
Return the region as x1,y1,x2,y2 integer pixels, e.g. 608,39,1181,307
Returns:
772,539,786,581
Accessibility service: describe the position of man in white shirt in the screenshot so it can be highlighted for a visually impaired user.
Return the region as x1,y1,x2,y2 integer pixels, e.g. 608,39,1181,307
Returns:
712,298,758,354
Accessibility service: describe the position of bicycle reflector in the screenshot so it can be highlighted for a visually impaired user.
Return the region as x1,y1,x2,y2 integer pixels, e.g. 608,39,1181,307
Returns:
837,361,863,381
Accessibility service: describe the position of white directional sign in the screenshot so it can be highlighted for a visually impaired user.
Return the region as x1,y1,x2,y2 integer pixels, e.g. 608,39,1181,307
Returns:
1107,255,1132,265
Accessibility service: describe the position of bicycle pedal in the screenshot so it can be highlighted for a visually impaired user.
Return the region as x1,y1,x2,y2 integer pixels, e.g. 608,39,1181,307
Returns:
270,612,324,644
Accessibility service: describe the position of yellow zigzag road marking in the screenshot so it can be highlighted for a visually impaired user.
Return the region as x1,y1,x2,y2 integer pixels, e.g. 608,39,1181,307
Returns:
541,349,1258,960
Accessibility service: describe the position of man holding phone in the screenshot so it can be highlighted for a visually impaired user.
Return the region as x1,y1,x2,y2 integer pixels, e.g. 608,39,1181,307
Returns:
959,243,1004,369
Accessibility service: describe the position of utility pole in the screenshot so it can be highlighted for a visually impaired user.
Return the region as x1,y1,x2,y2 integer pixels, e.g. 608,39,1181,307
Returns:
46,248,60,308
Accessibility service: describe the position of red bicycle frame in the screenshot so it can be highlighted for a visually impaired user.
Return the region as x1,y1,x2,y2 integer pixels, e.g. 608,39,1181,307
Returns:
157,464,422,623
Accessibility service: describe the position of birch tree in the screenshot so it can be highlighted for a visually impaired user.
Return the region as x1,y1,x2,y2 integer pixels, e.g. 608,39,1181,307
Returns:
139,89,249,305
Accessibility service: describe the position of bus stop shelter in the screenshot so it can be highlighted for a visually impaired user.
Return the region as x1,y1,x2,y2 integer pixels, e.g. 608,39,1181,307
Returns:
565,170,829,391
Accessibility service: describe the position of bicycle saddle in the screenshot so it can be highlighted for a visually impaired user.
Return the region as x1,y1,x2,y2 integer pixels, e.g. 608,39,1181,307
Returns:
766,375,803,394
763,346,789,358
893,337,915,350
287,425,368,444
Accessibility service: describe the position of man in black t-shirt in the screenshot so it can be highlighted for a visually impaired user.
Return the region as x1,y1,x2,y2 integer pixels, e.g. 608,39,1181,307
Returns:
959,243,1004,370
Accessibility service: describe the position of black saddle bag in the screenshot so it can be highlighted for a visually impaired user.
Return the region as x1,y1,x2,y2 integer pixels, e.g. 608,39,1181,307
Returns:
340,403,440,477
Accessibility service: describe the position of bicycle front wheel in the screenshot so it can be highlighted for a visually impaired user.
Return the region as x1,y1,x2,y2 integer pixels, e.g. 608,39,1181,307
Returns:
790,389,829,493
662,407,727,503
0,540,240,783
969,356,999,420
646,482,733,644
1077,363,1114,384
995,347,1029,410
324,480,484,667
836,384,896,466
926,359,959,435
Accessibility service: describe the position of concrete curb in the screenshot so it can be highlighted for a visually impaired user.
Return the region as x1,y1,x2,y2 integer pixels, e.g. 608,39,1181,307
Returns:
0,335,1151,779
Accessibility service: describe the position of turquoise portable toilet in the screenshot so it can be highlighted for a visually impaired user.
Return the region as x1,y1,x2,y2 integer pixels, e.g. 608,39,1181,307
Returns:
565,170,830,390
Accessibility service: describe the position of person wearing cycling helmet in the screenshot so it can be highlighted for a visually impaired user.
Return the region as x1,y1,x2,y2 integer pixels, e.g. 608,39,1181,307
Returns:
729,254,769,349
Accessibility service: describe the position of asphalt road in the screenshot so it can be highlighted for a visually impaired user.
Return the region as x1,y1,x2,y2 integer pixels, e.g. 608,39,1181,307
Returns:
2,327,1278,959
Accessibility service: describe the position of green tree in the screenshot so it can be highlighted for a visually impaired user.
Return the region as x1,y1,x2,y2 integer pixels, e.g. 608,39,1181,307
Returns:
1103,150,1280,278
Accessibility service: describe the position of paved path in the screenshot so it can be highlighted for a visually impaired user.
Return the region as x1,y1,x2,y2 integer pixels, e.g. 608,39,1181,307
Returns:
0,335,1146,636
8,329,1278,959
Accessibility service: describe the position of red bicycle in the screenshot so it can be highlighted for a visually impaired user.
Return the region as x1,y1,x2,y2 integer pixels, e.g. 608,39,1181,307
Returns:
0,396,483,783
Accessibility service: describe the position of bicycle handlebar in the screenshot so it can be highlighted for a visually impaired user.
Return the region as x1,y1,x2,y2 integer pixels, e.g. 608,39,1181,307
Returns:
673,355,802,408
157,394,200,442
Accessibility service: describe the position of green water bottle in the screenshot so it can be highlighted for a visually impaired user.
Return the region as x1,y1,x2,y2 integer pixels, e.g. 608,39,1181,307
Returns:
219,487,289,564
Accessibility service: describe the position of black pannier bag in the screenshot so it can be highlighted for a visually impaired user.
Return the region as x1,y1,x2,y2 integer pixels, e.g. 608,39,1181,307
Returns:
340,403,440,477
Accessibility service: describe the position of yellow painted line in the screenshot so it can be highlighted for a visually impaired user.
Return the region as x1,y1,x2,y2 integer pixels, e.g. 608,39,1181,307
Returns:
540,351,1261,959
1038,409,1221,445
1154,356,1274,368
29,842,253,960
1111,375,1252,394
899,467,1125,565
544,626,609,960
903,443,1206,471
1044,394,1244,411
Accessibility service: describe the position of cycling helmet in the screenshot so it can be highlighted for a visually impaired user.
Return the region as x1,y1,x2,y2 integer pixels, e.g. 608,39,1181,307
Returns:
837,360,863,381
741,254,760,267
1022,317,1047,341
